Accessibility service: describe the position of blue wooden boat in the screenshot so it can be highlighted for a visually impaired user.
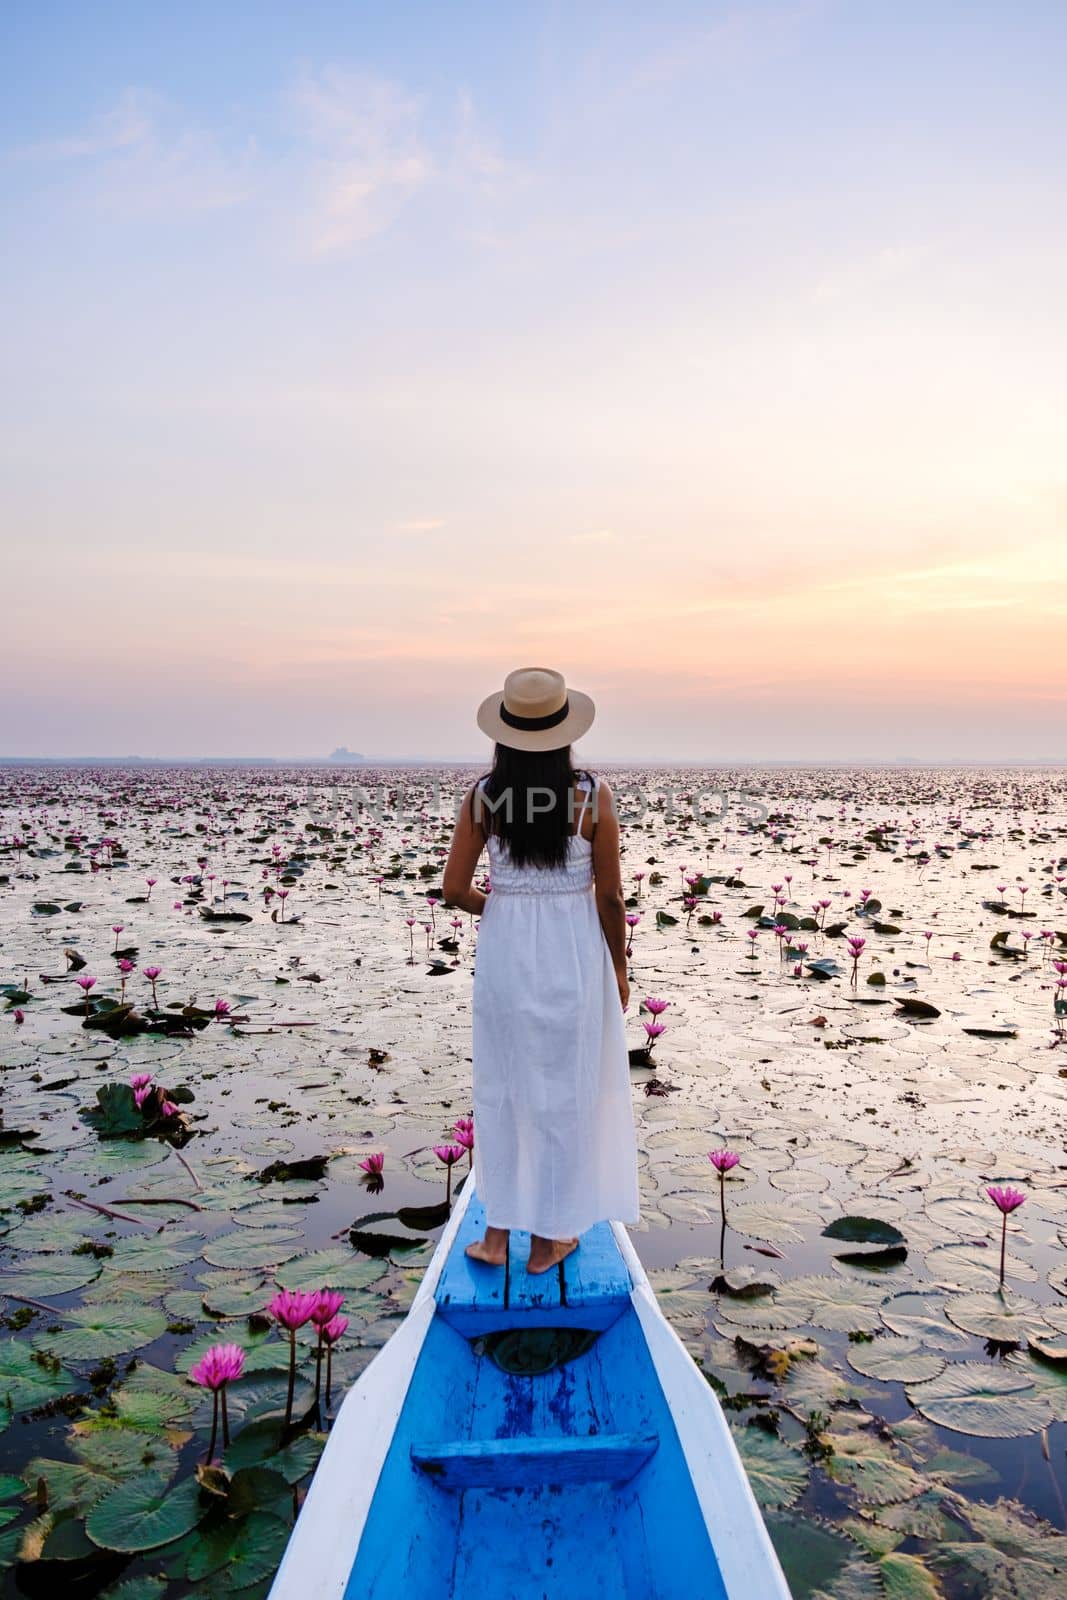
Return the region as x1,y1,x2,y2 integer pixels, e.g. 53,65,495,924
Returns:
268,1170,790,1599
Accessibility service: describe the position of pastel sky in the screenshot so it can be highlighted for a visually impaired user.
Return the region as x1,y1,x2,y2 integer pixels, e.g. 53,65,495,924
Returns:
3,1,1065,761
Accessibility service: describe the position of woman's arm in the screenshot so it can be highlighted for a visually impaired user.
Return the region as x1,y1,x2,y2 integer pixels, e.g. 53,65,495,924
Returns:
442,783,488,916
590,778,629,1010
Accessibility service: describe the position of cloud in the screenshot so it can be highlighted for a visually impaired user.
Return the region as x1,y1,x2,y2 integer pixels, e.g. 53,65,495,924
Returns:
631,0,831,91
21,88,155,160
396,517,447,533
13,88,252,217
288,67,432,254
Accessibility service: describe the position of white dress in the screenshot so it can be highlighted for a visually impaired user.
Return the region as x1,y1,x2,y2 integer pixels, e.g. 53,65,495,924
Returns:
471,773,641,1238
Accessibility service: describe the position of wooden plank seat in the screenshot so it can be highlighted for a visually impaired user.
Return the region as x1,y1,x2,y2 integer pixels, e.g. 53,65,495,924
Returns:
410,1431,660,1488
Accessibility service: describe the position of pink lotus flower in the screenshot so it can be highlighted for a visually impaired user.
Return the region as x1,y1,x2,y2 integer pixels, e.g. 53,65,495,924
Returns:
643,1020,666,1045
189,1341,245,1459
269,1287,319,1428
268,1288,319,1330
643,997,670,1016
358,1151,384,1175
321,1313,348,1345
13,1008,24,1025
189,1342,246,1390
131,1073,152,1090
433,1143,465,1205
987,1184,1026,1287
708,1149,739,1226
311,1289,345,1327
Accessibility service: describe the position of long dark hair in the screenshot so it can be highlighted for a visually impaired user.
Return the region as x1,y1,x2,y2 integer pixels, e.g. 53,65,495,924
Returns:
474,744,590,869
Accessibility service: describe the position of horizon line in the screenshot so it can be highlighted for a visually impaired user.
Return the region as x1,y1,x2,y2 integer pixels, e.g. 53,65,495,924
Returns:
1,755,1066,769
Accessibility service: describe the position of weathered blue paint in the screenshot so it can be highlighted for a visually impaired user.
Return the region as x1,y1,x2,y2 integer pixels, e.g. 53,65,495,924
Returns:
410,1429,660,1486
435,1193,632,1333
344,1196,732,1600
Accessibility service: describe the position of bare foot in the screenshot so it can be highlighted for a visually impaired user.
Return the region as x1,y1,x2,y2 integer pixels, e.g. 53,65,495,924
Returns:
525,1236,579,1274
465,1226,509,1267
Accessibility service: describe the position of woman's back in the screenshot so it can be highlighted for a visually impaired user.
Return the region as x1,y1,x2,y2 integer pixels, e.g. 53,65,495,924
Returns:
478,771,596,897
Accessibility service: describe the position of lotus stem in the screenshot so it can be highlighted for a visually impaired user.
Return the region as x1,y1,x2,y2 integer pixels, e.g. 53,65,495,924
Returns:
284,1327,297,1430
314,1329,324,1418
206,1390,219,1463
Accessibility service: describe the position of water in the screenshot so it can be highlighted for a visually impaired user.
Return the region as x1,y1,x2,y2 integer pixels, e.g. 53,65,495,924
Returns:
0,763,1065,1597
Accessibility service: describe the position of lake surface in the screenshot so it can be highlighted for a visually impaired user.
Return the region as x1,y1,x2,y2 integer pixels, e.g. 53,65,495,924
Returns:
0,763,1065,1598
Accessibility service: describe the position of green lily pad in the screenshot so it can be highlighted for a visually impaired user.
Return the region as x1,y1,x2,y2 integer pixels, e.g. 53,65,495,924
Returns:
108,1230,202,1273
879,1292,975,1352
274,1248,388,1293
98,1577,169,1600
729,1201,812,1246
0,1253,102,1298
731,1426,809,1509
201,1228,303,1270
907,1362,1055,1438
34,1305,168,1363
926,1242,1036,1291
879,1550,942,1599
824,1421,925,1504
86,1467,207,1552
775,1275,885,1334
847,1338,946,1384
186,1506,291,1586
175,1328,286,1378
7,1214,104,1253
0,1339,76,1410
767,1512,881,1600
823,1217,905,1247
944,1291,1052,1343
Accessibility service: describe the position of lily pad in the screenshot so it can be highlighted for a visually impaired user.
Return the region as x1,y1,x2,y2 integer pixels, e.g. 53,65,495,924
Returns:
944,1291,1052,1343
907,1362,1054,1438
823,1217,905,1247
731,1426,809,1509
201,1228,303,1270
34,1305,168,1363
86,1468,207,1552
846,1338,946,1384
0,1340,76,1410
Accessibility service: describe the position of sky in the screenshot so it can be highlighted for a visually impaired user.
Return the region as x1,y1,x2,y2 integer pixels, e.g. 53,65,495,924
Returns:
2,0,1065,762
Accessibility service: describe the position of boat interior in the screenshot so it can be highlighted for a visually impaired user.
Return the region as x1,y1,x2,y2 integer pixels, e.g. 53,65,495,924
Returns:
344,1195,729,1599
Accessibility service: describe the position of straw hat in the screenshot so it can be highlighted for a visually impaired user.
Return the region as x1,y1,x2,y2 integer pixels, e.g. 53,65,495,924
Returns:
476,667,595,752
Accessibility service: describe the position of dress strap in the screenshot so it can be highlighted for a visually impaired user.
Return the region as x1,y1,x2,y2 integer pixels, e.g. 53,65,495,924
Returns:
574,771,596,833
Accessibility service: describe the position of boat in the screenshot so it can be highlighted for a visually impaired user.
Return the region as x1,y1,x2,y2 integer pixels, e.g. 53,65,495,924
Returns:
268,1169,791,1599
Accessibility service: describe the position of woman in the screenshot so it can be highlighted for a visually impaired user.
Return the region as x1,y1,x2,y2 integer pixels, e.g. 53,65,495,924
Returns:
442,666,641,1275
